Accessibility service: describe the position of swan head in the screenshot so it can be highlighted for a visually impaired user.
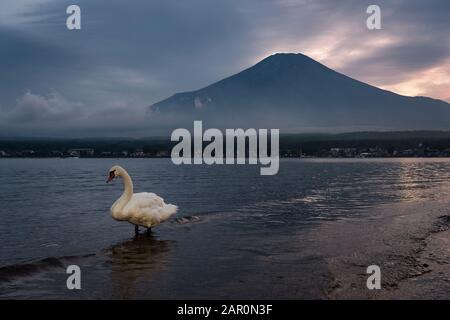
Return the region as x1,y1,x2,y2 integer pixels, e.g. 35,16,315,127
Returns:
106,165,125,183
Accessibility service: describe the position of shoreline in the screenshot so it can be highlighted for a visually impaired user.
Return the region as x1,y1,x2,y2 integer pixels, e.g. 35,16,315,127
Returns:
311,199,450,299
1,156,450,159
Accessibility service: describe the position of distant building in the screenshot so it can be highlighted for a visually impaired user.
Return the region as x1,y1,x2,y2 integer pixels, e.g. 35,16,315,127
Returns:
359,152,370,158
330,148,342,157
131,149,145,157
156,150,169,157
343,148,357,157
68,148,95,157
399,149,415,157
20,150,35,156
50,150,63,157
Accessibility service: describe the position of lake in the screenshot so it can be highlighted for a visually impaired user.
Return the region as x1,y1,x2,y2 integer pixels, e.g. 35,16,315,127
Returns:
0,158,449,299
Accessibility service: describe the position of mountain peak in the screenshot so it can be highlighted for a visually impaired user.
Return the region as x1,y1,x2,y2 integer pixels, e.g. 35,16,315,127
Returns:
259,52,321,66
241,52,334,82
150,52,450,132
264,52,310,60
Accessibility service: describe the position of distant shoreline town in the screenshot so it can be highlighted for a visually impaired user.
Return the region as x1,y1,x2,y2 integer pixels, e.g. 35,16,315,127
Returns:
1,146,449,159
2,131,450,159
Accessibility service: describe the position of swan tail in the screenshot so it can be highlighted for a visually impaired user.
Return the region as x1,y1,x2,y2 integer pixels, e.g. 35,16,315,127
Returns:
160,204,178,221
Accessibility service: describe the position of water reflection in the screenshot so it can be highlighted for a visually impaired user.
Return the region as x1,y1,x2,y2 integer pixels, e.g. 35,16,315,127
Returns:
105,235,175,299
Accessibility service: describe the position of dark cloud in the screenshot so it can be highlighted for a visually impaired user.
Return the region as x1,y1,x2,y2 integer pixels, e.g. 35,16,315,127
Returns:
338,40,450,86
0,27,86,107
0,0,448,136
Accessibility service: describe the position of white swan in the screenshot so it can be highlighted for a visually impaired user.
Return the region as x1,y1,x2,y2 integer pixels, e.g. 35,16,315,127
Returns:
106,165,178,234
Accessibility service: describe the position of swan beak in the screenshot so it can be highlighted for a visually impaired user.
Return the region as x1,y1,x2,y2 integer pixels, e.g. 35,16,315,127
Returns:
106,171,115,183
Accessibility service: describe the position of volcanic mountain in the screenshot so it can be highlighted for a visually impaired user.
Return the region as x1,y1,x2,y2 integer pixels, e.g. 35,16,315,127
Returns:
150,53,450,132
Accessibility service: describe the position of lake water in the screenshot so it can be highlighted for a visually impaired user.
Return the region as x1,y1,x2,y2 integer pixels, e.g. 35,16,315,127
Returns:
0,158,449,299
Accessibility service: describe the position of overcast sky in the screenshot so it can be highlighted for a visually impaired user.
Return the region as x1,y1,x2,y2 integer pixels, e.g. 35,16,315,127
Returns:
0,0,449,137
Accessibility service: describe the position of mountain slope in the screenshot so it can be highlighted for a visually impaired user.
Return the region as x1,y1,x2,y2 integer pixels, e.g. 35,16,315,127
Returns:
150,53,450,132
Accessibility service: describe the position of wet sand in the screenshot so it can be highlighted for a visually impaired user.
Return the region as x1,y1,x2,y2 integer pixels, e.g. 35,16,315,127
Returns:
312,200,450,299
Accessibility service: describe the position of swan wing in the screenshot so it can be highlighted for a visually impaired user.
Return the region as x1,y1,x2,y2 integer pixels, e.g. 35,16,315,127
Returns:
124,192,178,228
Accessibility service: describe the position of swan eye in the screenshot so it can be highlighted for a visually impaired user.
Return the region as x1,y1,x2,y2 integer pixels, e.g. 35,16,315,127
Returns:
109,170,115,177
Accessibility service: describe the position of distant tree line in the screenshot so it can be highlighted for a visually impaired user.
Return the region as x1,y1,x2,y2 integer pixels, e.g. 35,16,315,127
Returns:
1,131,450,158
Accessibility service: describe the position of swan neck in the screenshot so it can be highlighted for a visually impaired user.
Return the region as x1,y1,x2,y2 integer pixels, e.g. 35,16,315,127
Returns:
121,170,133,201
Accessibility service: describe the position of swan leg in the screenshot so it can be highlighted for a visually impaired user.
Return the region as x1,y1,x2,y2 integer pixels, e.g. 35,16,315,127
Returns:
135,225,139,235
146,227,152,236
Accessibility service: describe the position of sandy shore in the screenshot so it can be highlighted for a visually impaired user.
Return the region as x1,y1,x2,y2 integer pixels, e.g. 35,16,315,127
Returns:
310,199,450,299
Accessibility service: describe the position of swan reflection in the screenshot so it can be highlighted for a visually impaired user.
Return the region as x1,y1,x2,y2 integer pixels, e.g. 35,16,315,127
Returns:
106,234,175,298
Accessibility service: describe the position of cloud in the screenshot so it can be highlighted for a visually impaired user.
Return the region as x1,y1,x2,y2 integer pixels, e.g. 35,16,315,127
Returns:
0,90,161,137
6,91,84,123
0,0,448,137
0,0,54,25
242,0,450,102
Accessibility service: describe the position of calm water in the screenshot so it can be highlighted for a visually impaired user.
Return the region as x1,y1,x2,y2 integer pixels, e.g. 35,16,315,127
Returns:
0,158,449,298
